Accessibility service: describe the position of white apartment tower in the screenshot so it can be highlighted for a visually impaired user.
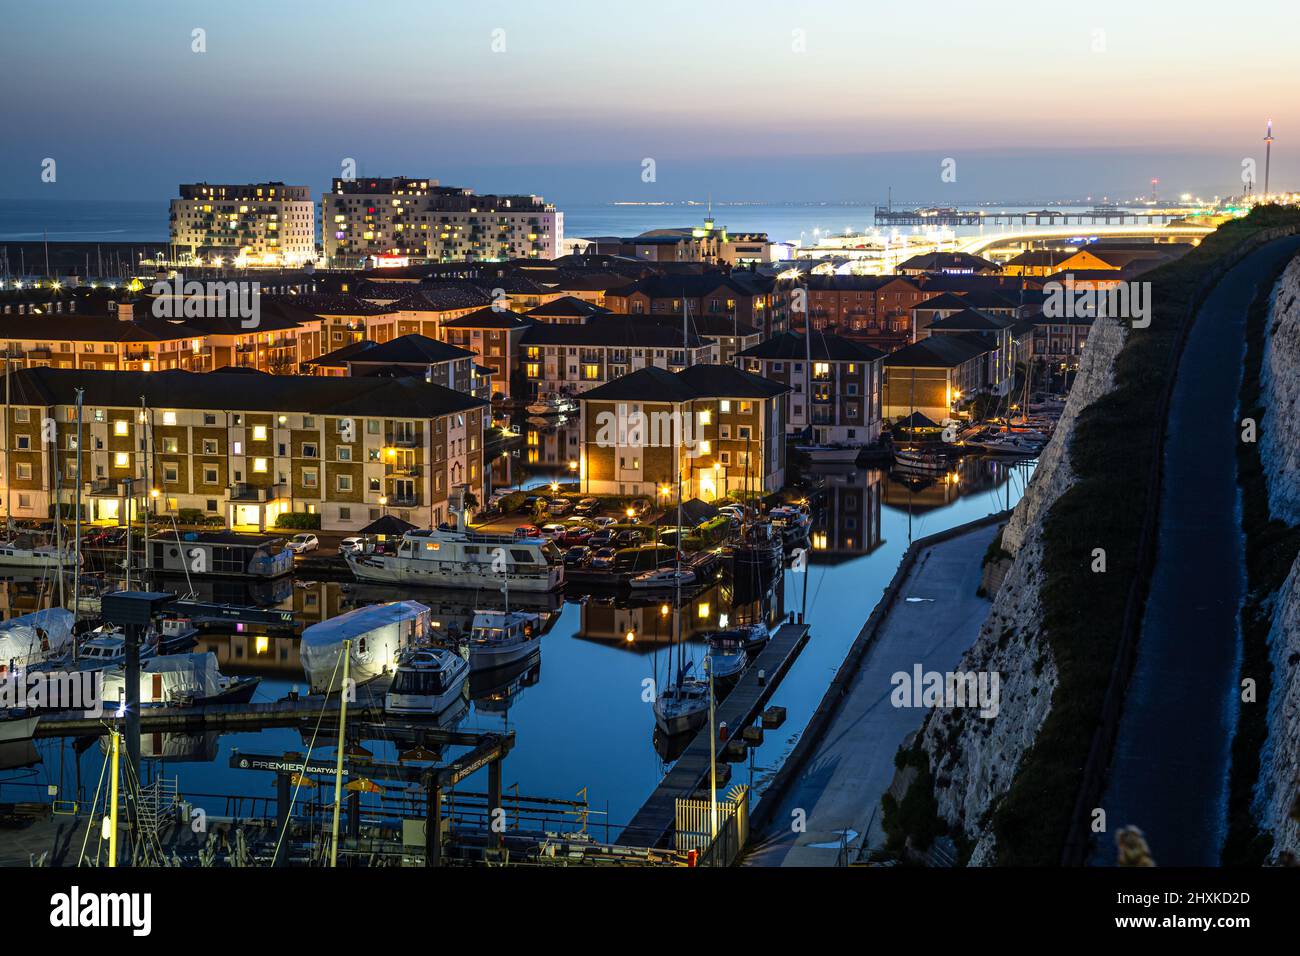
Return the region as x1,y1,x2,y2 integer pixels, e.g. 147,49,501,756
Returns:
170,182,316,267
321,177,563,266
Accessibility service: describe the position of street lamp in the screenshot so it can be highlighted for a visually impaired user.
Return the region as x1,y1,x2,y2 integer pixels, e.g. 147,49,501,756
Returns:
379,495,388,517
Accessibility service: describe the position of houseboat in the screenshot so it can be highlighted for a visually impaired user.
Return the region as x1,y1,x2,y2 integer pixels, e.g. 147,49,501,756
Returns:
100,652,261,709
149,531,294,579
344,528,564,592
300,600,433,694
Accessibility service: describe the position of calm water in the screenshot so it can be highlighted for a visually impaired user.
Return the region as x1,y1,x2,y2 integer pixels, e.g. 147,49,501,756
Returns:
0,456,1033,836
0,198,1124,252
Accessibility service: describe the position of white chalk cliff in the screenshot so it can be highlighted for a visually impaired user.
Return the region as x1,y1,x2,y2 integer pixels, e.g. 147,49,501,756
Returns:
1256,256,1300,860
918,316,1128,865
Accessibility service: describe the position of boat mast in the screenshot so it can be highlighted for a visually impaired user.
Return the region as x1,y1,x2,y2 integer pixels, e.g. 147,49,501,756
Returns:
329,638,351,867
73,388,82,659
4,360,10,530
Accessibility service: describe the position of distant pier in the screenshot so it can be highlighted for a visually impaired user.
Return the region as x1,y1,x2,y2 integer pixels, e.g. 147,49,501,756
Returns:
873,206,1193,227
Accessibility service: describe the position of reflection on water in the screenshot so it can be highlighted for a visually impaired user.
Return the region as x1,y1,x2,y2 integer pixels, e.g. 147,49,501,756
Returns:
0,455,1033,837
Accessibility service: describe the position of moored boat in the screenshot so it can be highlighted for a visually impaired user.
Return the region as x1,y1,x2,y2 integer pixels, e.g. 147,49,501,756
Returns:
653,667,710,737
301,600,433,693
345,527,564,592
385,647,470,716
630,566,698,590
794,443,861,464
466,609,541,672
706,633,747,681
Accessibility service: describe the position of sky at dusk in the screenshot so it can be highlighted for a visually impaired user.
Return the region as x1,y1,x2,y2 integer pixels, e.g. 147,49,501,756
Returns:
4,0,1298,205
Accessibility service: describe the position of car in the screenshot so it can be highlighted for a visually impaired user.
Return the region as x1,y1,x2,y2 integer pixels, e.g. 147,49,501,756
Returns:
547,498,574,516
560,526,592,547
614,529,644,548
513,525,541,539
520,495,544,514
588,547,617,570
563,545,592,568
286,533,319,554
629,498,652,517
540,523,568,539
590,516,618,529
338,536,366,555
573,497,600,515
590,529,614,548
717,504,744,517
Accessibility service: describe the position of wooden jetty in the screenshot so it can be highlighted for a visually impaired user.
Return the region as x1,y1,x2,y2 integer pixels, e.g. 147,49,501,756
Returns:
617,621,811,848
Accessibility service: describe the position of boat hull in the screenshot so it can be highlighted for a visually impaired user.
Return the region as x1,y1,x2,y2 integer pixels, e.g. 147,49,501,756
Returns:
654,705,707,737
0,714,39,743
469,640,539,672
346,554,563,592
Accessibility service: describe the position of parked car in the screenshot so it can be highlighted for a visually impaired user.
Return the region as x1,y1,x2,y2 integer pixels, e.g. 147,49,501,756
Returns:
629,498,652,517
548,498,574,516
590,529,615,548
588,547,618,570
513,525,541,539
614,529,644,548
560,527,592,547
520,495,544,514
563,545,592,569
573,497,600,515
540,523,568,539
590,516,618,529
286,533,319,554
338,536,366,555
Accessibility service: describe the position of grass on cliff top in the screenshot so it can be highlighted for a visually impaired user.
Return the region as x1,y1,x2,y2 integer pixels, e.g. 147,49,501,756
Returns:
988,206,1300,865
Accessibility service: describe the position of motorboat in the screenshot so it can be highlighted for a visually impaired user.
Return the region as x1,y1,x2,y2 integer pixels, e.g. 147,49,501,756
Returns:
976,435,1045,457
630,566,697,590
893,448,950,474
345,527,564,592
101,653,262,709
713,622,769,655
653,666,710,737
385,647,470,716
466,609,541,672
706,634,747,681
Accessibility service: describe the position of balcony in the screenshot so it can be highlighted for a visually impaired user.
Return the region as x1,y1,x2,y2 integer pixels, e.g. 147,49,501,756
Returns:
389,464,422,477
386,433,419,448
389,495,419,508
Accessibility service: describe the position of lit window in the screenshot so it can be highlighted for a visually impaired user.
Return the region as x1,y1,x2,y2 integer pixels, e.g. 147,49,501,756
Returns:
253,458,268,473
698,409,712,425
114,452,129,467
252,425,268,441
719,400,731,413
162,411,177,426
113,421,129,436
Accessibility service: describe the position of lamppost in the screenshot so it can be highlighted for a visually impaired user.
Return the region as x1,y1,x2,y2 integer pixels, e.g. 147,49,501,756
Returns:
379,495,388,518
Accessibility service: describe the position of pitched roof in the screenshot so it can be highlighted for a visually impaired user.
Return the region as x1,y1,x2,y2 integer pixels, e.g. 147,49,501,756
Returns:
521,317,708,348
0,314,204,343
737,330,884,362
2,367,486,417
674,363,789,399
882,334,993,368
525,296,611,319
439,307,534,330
925,308,1012,332
580,366,699,402
580,363,788,403
897,252,998,273
342,333,474,366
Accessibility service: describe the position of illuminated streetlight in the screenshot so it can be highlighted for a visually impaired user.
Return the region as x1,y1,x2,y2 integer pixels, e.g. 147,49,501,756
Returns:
625,629,635,643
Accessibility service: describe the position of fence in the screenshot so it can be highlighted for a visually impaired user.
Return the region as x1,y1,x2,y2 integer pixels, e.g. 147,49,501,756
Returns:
676,786,749,867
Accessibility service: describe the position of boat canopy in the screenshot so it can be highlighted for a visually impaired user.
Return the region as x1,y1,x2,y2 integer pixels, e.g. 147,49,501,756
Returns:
0,608,75,670
301,601,431,693
101,652,224,705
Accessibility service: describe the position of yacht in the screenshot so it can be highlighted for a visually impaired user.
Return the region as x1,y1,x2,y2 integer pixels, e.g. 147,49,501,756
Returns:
466,610,541,671
345,528,564,592
653,667,710,737
706,633,747,681
385,647,470,716
893,448,950,474
794,443,861,464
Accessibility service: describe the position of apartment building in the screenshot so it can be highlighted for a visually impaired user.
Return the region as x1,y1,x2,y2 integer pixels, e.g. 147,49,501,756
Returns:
882,334,997,423
737,331,885,446
519,319,715,399
578,364,789,500
303,333,492,400
603,273,788,337
438,307,535,399
169,182,316,267
800,275,934,352
0,368,487,533
321,177,563,265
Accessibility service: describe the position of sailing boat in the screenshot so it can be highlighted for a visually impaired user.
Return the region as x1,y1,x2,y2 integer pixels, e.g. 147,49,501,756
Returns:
654,322,711,739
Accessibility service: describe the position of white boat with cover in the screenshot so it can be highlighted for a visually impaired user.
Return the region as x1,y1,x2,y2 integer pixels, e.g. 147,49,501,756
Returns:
0,608,74,676
344,528,564,592
0,541,78,569
301,600,432,694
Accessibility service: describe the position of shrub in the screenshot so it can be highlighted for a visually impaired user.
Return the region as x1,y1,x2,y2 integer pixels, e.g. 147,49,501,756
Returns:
275,512,321,531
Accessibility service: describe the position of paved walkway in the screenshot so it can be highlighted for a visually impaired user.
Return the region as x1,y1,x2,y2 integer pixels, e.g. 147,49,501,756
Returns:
746,523,998,867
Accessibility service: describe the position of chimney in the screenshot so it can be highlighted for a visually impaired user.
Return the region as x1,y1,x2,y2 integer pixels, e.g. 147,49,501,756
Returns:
116,300,135,322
